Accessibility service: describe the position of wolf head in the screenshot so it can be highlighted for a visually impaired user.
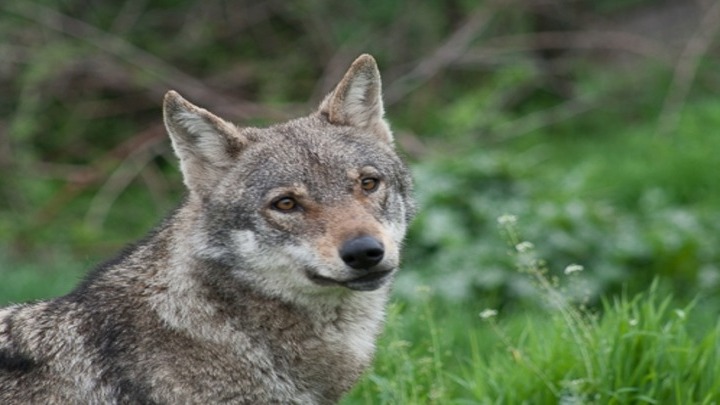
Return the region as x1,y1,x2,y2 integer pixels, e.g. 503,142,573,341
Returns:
162,55,415,298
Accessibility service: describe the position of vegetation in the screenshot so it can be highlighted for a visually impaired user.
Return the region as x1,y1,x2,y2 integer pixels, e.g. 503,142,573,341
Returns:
346,260,720,403
2,0,719,402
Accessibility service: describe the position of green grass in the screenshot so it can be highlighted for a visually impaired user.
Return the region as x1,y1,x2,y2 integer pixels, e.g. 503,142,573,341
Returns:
344,281,720,404
343,285,720,403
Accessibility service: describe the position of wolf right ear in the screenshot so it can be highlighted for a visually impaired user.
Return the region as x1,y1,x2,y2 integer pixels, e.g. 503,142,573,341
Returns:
163,91,245,196
319,54,393,144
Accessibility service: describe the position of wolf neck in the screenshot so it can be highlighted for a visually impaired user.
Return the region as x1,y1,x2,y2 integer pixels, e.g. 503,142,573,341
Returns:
142,200,389,367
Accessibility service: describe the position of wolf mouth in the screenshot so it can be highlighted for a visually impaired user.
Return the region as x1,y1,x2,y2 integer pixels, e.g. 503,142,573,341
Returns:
308,269,394,291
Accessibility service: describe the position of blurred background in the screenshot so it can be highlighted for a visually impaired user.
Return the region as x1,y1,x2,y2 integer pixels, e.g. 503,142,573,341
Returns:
1,0,719,311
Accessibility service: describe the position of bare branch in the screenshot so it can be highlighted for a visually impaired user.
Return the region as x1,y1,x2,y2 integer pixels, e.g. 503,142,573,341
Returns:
84,144,160,230
3,1,285,121
657,0,720,136
477,30,674,64
494,96,600,142
384,9,495,105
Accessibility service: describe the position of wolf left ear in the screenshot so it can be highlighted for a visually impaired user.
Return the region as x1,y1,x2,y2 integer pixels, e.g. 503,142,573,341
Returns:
319,54,392,143
163,91,245,196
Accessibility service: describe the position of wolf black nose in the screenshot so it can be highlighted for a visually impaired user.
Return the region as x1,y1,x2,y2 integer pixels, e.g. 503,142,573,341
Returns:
340,236,384,270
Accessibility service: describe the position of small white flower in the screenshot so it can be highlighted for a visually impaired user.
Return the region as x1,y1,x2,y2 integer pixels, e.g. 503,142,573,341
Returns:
674,309,686,320
415,285,432,295
479,309,498,319
515,241,534,253
564,264,584,275
629,318,638,326
497,214,517,226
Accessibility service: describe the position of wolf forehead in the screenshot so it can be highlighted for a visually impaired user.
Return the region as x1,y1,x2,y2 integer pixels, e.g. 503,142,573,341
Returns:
224,118,406,192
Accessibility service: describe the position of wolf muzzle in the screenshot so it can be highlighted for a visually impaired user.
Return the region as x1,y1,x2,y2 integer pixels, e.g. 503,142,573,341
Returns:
308,235,392,291
336,235,392,291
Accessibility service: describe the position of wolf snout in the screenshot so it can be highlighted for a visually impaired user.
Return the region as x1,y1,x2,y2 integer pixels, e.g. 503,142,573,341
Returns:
339,236,384,270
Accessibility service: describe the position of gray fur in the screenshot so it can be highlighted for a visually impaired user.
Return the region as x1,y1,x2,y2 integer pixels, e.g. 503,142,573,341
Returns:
0,54,415,404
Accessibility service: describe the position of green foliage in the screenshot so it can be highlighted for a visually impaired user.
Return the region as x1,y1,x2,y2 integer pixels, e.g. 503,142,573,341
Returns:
348,288,720,403
401,97,720,303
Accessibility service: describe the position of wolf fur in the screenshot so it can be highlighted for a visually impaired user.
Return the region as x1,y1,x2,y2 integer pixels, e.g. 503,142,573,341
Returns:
0,54,415,404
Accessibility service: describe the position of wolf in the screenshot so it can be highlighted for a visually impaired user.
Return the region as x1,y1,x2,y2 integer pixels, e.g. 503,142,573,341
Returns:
0,54,415,404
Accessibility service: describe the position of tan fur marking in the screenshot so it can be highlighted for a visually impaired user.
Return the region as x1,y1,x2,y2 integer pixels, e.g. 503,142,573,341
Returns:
312,203,384,263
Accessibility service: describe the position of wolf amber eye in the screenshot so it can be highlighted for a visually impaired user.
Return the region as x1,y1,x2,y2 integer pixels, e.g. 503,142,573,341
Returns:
361,177,380,192
272,197,297,211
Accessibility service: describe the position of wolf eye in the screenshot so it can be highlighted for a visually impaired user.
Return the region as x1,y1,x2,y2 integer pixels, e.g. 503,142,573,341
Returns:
272,197,298,211
361,177,380,192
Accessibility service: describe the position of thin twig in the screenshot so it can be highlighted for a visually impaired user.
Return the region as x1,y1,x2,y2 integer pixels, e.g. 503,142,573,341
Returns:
33,124,167,225
139,159,173,213
2,1,282,121
494,96,600,142
384,9,495,105
84,145,162,230
656,1,720,136
477,30,673,64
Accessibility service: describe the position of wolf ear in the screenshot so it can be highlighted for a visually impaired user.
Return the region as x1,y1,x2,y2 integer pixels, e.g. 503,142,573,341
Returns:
319,54,392,143
163,91,245,196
